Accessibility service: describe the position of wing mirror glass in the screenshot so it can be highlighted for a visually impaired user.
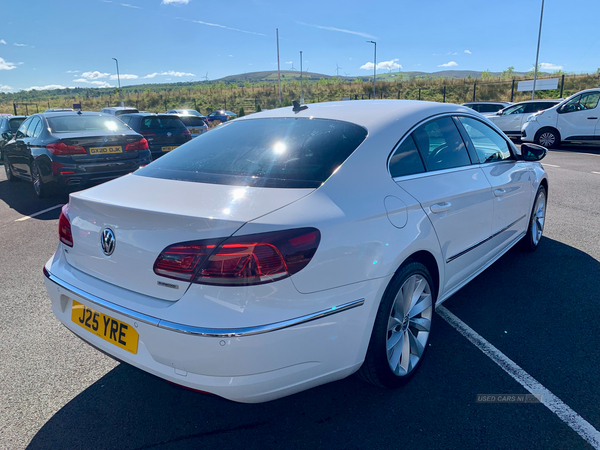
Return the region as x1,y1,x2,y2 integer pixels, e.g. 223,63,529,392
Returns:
521,143,547,161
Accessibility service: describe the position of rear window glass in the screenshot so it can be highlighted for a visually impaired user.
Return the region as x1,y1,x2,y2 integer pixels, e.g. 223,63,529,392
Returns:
136,117,368,189
47,116,130,133
141,116,184,130
114,109,138,116
9,118,25,132
476,104,504,113
178,116,206,127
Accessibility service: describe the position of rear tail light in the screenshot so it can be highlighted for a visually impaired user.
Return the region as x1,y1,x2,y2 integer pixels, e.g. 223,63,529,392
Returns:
125,138,149,151
154,228,320,286
47,142,86,155
181,129,191,137
59,204,73,247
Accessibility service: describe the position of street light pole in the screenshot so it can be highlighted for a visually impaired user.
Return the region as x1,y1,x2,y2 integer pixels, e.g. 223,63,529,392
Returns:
112,57,124,107
367,41,376,98
300,51,304,104
532,0,545,100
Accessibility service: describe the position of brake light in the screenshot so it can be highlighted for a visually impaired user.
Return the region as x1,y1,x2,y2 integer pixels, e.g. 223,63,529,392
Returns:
59,204,73,247
181,129,191,137
47,142,86,155
154,228,320,286
125,138,149,151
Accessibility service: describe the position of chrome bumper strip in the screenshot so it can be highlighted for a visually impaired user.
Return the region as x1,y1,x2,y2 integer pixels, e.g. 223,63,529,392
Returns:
446,214,527,264
44,268,365,338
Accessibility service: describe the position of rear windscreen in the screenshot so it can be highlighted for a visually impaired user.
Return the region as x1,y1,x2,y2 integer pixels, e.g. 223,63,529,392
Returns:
114,109,139,116
136,117,368,189
47,116,130,133
178,116,206,127
9,118,25,132
140,116,185,130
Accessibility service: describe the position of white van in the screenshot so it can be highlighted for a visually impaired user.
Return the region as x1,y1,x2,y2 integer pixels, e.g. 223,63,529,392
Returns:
100,106,139,116
521,89,600,148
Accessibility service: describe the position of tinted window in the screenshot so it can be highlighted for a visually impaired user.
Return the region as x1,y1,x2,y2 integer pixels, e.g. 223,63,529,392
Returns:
178,116,206,127
114,109,138,116
477,104,504,113
9,118,25,132
119,116,132,125
503,104,526,115
140,116,184,130
412,117,471,171
389,136,425,178
47,116,130,133
17,117,33,138
30,117,43,138
458,117,512,163
137,118,368,189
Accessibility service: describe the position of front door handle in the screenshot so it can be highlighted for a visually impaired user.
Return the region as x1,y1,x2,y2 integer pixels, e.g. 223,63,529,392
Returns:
587,117,598,120
430,202,451,213
494,188,507,197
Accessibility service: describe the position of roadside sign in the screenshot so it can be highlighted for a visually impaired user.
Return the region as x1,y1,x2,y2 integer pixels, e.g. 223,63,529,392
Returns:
517,78,559,92
73,103,81,110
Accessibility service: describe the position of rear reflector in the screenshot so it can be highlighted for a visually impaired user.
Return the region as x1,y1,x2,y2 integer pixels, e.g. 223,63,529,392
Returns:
47,142,86,155
59,204,73,247
125,138,149,151
154,228,320,286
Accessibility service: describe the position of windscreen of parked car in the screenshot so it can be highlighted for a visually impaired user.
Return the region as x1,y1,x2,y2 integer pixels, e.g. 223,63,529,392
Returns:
9,118,26,132
178,116,206,127
476,104,504,113
140,116,185,130
136,117,368,188
47,116,130,133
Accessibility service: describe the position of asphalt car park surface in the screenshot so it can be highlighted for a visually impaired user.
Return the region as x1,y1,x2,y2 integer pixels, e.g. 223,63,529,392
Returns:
1,144,599,450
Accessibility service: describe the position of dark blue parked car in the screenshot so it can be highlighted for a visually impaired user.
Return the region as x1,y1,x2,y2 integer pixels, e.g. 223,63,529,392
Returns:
206,110,238,123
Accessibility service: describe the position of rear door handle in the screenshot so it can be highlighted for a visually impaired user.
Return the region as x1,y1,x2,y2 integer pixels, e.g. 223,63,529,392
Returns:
430,202,451,213
494,188,507,197
588,117,598,120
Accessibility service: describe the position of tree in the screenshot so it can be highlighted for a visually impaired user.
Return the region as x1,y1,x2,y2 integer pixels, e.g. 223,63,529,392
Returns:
481,70,493,80
501,66,515,79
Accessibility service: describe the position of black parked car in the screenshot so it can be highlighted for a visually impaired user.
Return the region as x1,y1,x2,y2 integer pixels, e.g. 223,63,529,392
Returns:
119,113,191,160
2,112,151,198
0,115,27,153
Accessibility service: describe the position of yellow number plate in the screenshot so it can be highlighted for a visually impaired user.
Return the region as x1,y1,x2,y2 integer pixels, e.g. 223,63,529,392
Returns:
71,300,139,354
162,146,177,152
89,146,123,155
189,128,202,134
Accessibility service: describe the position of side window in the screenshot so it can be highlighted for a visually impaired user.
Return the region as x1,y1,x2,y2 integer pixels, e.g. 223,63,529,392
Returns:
561,95,582,113
412,117,471,171
458,117,513,163
580,92,600,110
30,117,43,138
16,117,33,138
389,136,426,178
504,104,526,115
523,103,539,114
120,116,131,125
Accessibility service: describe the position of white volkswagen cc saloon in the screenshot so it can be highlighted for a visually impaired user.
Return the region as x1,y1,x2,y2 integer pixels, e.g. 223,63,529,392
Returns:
44,100,549,403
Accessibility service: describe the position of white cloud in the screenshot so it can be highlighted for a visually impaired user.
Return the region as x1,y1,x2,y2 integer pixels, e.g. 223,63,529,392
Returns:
228,54,233,57
81,71,110,79
184,18,266,36
0,57,17,70
438,61,458,67
109,73,138,80
14,43,27,47
66,70,80,73
162,0,189,3
377,58,402,71
297,21,375,39
539,62,563,71
120,3,141,8
464,50,472,54
360,58,402,71
25,84,67,91
142,70,195,79
0,84,12,92
0,39,6,45
73,79,113,88
447,52,458,55
285,61,293,64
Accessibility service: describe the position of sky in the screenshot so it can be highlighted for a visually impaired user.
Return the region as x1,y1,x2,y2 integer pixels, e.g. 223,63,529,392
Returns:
0,0,599,93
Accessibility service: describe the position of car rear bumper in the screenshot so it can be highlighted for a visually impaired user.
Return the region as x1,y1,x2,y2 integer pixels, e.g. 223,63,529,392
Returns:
44,254,384,403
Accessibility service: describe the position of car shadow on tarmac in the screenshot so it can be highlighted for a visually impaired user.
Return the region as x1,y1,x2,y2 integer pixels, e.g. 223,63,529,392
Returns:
26,237,600,450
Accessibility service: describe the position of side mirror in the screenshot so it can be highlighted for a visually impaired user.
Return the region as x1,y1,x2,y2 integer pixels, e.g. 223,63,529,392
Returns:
496,110,503,115
521,143,547,161
15,131,24,139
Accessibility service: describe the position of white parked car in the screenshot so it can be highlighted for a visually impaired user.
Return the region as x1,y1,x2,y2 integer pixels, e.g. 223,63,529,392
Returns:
522,88,600,148
44,100,549,403
485,99,561,137
461,101,512,114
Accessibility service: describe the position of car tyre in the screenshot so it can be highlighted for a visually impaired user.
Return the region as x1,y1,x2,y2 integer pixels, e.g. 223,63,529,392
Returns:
31,162,54,198
520,185,547,252
534,128,560,149
4,157,17,182
359,261,435,388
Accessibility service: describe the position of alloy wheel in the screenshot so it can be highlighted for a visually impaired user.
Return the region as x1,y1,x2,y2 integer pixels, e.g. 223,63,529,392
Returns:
531,190,546,246
32,165,41,196
538,132,556,147
386,274,433,376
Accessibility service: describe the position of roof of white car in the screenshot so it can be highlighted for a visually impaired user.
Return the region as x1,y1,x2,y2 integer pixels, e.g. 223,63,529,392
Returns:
239,100,474,131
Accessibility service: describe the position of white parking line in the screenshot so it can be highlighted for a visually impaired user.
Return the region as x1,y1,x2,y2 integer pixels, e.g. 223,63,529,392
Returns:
15,204,64,222
437,306,600,449
543,164,560,167
592,172,600,175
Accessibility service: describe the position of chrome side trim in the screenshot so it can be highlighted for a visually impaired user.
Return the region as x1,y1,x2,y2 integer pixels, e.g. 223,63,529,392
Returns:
44,269,365,338
446,214,527,263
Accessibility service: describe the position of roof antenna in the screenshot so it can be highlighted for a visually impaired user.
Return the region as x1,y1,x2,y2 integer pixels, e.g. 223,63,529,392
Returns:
77,110,82,115
292,100,308,112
